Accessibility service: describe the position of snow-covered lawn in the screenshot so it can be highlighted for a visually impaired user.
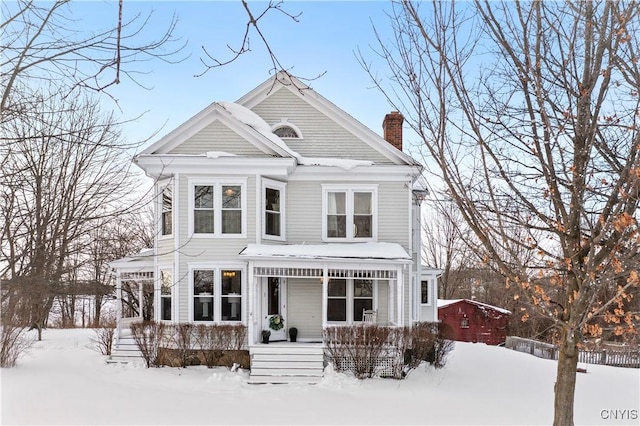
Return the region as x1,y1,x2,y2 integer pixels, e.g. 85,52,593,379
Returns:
1,329,638,425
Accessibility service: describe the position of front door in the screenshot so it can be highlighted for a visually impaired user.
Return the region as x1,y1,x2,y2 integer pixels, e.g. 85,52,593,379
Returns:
262,277,287,341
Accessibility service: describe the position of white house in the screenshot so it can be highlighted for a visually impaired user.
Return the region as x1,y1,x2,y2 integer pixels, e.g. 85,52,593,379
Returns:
110,72,440,381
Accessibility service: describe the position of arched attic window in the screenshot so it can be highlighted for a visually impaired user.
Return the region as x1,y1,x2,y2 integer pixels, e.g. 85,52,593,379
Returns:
271,120,303,139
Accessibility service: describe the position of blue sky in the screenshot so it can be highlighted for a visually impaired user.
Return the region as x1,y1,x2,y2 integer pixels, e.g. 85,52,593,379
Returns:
72,1,411,153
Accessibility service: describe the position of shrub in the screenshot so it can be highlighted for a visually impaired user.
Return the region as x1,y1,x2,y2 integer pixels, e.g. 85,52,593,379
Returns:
130,320,167,368
324,323,455,379
0,324,34,368
193,323,247,368
91,315,116,356
324,325,394,379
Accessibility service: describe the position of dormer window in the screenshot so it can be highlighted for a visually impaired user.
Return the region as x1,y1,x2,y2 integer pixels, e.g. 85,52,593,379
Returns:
271,120,303,139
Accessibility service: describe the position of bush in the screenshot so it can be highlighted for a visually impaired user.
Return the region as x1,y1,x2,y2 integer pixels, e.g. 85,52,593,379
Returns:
324,325,394,378
130,320,167,368
91,316,116,356
324,323,455,379
194,323,247,368
0,324,34,368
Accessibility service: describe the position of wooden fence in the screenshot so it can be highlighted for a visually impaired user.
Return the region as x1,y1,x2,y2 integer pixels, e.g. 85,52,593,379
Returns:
505,336,639,368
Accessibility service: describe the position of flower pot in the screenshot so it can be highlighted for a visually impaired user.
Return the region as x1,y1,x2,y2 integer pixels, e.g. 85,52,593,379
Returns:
261,331,270,344
289,327,298,343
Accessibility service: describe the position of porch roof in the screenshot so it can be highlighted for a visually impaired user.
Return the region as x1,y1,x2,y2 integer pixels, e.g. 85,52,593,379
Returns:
108,248,154,272
239,242,411,262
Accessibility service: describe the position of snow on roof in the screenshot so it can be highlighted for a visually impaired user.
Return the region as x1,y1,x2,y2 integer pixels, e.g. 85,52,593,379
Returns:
218,101,375,171
218,101,298,158
206,151,237,158
299,157,373,170
240,242,411,261
437,299,512,315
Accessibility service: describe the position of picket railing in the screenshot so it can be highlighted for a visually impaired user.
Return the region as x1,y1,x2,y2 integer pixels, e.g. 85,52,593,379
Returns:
505,336,639,368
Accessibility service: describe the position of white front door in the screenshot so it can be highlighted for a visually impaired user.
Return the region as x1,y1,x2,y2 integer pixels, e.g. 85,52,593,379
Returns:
262,277,287,341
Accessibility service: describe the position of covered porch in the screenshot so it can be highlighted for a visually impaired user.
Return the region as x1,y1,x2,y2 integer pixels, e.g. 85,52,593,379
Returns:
240,242,412,346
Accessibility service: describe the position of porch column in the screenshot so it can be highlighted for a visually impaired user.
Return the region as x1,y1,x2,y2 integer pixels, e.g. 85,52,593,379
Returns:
321,266,328,329
247,264,255,345
115,271,123,340
138,282,144,320
397,266,404,327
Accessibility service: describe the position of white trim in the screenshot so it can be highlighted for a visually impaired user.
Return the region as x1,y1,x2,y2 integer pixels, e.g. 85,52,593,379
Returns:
157,265,174,322
261,178,287,241
321,184,378,242
187,262,247,323
158,178,174,240
187,177,248,238
270,119,304,140
135,155,296,180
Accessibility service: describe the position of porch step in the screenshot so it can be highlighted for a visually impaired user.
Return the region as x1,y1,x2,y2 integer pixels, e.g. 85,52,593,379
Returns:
107,336,143,364
248,343,325,384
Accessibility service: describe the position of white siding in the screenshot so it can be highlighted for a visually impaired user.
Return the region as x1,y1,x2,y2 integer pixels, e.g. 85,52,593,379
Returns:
169,121,267,156
287,278,323,340
251,89,392,163
175,174,257,322
377,281,389,324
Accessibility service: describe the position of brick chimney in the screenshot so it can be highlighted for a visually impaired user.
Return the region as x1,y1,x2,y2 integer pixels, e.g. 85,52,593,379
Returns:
383,111,404,152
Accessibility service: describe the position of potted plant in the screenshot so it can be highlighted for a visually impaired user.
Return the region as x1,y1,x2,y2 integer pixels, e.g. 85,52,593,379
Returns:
261,330,271,344
289,327,298,342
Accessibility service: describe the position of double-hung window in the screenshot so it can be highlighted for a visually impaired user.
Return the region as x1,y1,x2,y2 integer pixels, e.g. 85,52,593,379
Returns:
262,179,286,240
190,179,246,237
192,267,243,322
326,277,376,323
323,185,377,241
159,269,173,321
161,184,173,236
421,280,430,305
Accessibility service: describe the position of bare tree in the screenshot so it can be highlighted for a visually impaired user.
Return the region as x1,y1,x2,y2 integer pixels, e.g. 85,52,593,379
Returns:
0,0,184,117
363,1,640,425
422,197,476,299
0,88,144,338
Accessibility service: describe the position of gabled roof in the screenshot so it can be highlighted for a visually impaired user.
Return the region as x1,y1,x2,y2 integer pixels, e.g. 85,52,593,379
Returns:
437,299,512,315
237,72,421,167
139,72,421,169
139,102,294,157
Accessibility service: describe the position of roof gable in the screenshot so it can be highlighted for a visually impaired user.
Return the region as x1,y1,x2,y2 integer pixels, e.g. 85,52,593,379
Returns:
139,102,294,157
237,72,420,166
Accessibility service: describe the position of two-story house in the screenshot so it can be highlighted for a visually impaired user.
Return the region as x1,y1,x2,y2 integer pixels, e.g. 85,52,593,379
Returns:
110,72,440,381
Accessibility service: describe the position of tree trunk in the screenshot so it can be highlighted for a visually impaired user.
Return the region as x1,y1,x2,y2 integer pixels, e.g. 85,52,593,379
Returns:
553,331,579,426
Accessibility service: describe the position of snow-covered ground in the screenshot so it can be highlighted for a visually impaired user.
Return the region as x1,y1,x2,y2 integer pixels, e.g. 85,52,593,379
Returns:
1,329,638,425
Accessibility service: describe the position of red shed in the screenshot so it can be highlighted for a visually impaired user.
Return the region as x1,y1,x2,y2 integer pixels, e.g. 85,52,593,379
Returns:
437,299,511,345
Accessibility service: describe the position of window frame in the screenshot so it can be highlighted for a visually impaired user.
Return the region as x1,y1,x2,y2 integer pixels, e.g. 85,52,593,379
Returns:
189,264,245,323
325,278,377,324
159,181,173,238
188,178,247,238
420,279,432,306
262,178,286,241
158,267,173,321
322,185,378,242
